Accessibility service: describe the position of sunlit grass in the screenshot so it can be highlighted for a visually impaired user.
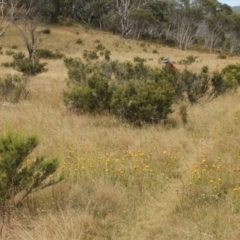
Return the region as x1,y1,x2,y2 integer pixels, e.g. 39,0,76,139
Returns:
1,23,240,239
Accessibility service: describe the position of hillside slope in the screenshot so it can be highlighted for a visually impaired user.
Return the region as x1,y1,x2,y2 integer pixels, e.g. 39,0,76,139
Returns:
0,24,240,240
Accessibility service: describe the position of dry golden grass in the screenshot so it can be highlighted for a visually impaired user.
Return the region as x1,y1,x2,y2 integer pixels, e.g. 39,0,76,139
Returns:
1,23,240,239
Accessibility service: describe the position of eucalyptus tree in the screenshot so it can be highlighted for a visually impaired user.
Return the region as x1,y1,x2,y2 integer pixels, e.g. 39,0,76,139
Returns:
115,0,142,38
60,0,112,26
170,0,204,50
224,13,240,54
12,0,52,61
0,0,19,36
140,0,170,38
128,8,156,39
200,0,233,52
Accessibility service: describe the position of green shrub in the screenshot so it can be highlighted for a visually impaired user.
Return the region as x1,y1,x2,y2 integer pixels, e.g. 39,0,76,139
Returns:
64,57,87,84
179,102,188,125
12,52,48,76
94,39,101,44
178,55,198,65
88,51,99,60
152,49,158,54
217,53,227,59
95,43,105,51
0,131,61,226
5,49,15,56
75,38,83,44
222,64,240,84
211,71,238,97
178,67,210,104
11,45,18,49
63,57,236,125
104,50,111,61
1,62,14,68
35,49,65,59
110,80,175,125
0,74,29,103
41,27,51,34
133,56,146,63
63,72,112,113
83,50,99,61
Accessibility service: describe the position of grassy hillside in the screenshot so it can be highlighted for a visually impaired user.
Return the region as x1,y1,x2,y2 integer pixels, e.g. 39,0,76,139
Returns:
1,24,240,239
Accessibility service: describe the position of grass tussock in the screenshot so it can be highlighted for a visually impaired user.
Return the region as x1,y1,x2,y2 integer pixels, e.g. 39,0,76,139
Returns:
0,24,240,239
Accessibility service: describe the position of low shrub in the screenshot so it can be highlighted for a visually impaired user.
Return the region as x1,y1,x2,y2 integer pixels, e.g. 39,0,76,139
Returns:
63,57,235,125
12,52,48,76
222,64,240,84
11,45,18,49
178,55,198,65
83,50,99,61
35,49,65,59
75,38,83,44
0,131,61,227
110,80,175,125
42,27,51,34
0,74,29,102
217,53,227,59
104,50,111,61
64,72,112,113
133,56,146,63
211,71,238,97
5,49,15,56
95,43,105,51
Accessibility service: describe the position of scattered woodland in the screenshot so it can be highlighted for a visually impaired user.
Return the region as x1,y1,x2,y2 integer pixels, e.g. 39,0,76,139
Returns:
1,0,240,239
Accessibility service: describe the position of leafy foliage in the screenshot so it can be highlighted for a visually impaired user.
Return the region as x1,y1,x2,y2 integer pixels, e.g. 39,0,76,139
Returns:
6,52,48,76
63,56,237,125
41,27,51,34
178,55,198,65
35,49,65,59
110,80,175,125
0,131,61,227
64,72,112,114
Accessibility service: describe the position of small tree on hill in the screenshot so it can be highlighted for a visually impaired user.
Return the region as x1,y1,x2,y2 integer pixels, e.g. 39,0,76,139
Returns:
0,131,61,234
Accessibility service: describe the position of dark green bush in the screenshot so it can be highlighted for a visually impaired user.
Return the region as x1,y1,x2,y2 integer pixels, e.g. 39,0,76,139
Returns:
217,53,227,59
83,50,99,61
64,57,87,84
104,50,111,61
110,80,175,125
222,64,240,84
5,50,15,56
0,131,61,225
75,38,83,44
0,74,29,103
1,62,14,68
42,27,51,34
11,45,18,49
64,72,112,113
211,71,237,97
178,55,198,65
63,56,235,125
35,49,65,59
12,52,48,76
133,56,146,63
96,43,105,51
179,67,210,104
